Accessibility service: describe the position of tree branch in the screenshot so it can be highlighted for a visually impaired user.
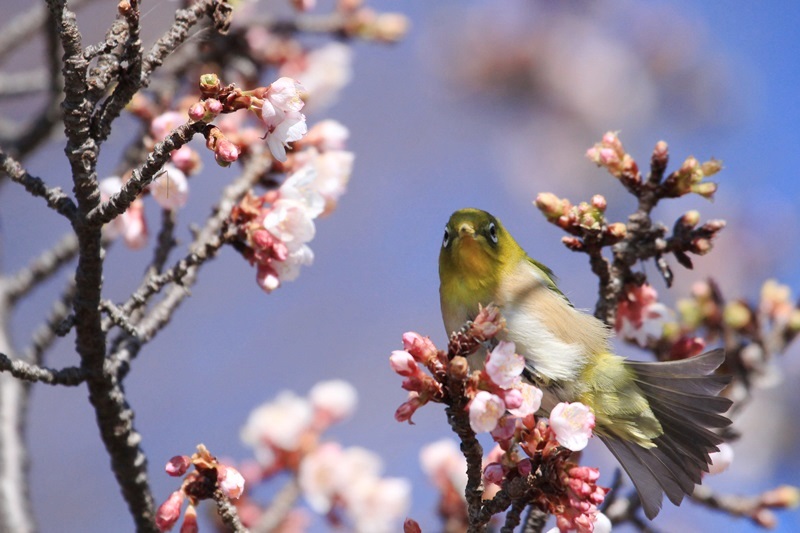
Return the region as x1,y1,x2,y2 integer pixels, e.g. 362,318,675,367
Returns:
0,354,86,386
5,233,79,305
0,150,77,220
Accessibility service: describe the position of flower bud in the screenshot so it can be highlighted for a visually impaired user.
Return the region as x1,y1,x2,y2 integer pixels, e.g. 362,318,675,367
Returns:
702,219,726,232
483,462,505,484
166,456,191,477
591,194,607,211
701,158,723,177
691,238,712,255
374,13,410,43
562,236,584,251
390,350,419,377
723,301,751,330
449,356,469,380
605,222,627,240
535,192,564,220
692,181,718,199
653,140,668,162
402,332,438,364
179,505,198,533
156,490,185,531
199,73,221,96
679,210,701,229
187,102,206,122
761,485,800,509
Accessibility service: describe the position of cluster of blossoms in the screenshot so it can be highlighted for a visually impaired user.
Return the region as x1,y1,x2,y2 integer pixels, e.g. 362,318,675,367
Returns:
235,380,410,532
156,445,246,532
390,306,609,532
615,283,673,348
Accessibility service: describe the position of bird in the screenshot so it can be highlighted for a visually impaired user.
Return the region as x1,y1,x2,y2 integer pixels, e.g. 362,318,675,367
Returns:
438,207,732,520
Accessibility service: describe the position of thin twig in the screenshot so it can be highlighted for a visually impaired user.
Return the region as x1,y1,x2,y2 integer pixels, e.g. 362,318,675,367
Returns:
5,233,79,304
0,150,77,220
0,353,86,386
252,478,301,533
213,489,247,533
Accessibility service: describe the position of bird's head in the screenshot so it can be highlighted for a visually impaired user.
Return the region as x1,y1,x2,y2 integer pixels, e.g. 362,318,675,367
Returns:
438,208,524,284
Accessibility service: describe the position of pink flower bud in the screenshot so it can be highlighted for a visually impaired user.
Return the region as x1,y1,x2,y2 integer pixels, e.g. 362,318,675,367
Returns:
179,505,198,533
206,98,223,115
483,462,505,485
591,194,607,211
187,103,206,122
401,332,438,364
535,192,563,219
395,392,423,424
390,350,419,377
215,138,240,165
165,456,191,477
517,458,532,477
156,490,184,531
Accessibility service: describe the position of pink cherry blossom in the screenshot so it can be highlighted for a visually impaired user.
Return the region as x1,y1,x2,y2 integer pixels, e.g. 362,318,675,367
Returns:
346,475,411,533
263,200,316,250
150,164,189,210
395,391,424,424
469,391,506,433
616,283,672,346
271,244,314,283
485,341,525,388
419,439,467,493
279,43,352,113
260,77,308,162
279,165,325,218
99,177,148,249
302,119,350,150
508,383,543,418
218,465,245,500
151,111,184,141
240,391,313,454
549,402,596,451
309,379,358,422
298,442,344,513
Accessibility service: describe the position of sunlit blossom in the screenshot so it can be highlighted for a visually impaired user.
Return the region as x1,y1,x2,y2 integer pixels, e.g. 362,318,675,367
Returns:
468,391,506,433
549,402,595,452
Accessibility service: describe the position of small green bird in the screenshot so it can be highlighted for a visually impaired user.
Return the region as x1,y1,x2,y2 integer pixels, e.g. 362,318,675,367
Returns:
439,208,731,519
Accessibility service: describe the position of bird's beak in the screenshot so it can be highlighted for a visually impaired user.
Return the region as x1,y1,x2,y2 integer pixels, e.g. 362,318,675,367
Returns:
458,223,475,239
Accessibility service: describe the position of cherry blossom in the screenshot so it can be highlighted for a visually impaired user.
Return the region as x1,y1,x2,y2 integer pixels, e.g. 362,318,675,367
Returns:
508,382,543,418
240,391,314,456
218,465,245,500
280,43,353,113
99,176,148,249
469,391,506,433
258,77,308,161
309,379,358,423
549,402,596,452
150,164,189,210
485,340,525,388
616,283,672,346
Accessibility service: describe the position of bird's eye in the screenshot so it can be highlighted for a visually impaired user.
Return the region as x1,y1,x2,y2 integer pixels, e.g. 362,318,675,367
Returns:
488,222,498,243
442,227,450,248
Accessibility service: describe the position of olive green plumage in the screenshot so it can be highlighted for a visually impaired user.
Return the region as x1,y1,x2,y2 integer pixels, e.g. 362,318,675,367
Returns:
438,208,732,519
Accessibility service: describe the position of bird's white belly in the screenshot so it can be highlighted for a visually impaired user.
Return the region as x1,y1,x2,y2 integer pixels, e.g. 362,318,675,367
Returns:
502,304,586,382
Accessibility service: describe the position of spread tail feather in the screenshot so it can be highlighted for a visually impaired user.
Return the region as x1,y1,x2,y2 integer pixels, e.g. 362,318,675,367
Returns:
601,349,732,520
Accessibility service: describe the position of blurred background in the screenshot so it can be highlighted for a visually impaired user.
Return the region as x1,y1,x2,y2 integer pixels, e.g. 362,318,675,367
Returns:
2,0,800,531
